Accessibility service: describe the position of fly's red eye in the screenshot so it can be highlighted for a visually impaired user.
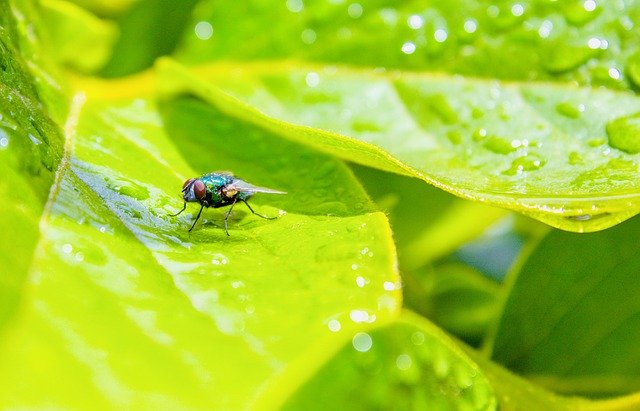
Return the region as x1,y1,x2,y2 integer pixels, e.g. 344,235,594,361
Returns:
182,178,194,190
193,180,206,200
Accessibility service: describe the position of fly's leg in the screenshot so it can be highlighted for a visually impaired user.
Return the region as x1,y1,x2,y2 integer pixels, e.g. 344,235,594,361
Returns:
170,202,186,217
242,199,277,220
189,204,205,232
223,198,238,236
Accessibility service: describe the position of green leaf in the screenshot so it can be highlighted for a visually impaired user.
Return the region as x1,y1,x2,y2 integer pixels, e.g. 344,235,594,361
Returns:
0,77,401,408
281,311,498,411
0,0,65,331
488,216,640,397
100,0,200,77
177,0,640,90
404,263,501,346
157,58,640,233
281,310,633,410
40,0,118,73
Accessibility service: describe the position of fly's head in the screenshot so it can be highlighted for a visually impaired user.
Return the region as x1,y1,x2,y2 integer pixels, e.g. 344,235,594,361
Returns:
182,178,207,203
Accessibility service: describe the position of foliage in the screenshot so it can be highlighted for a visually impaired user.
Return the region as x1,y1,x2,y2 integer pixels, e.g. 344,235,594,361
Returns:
2,0,640,409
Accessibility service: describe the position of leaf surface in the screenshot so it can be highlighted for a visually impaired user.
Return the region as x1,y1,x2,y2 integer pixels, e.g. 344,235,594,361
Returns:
489,215,640,397
0,79,401,409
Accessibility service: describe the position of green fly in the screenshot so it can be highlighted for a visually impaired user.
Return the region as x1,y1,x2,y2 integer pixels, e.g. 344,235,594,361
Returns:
171,172,285,235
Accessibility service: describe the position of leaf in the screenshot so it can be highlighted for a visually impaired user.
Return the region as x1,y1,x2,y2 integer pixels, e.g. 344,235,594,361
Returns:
0,0,65,331
278,309,640,410
40,0,118,73
404,263,501,346
176,0,640,91
281,311,498,411
157,58,640,233
488,215,640,397
0,77,401,409
100,0,200,77
281,310,630,411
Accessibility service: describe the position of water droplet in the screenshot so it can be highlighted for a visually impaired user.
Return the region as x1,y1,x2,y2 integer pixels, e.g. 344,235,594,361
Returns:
401,41,416,54
231,280,244,289
434,28,448,43
301,28,317,44
378,7,398,27
305,72,320,87
396,354,413,370
463,19,478,34
352,332,373,352
117,183,150,200
29,133,42,145
347,3,363,18
194,21,213,40
483,135,518,154
407,14,424,29
351,263,359,270
587,137,606,147
410,331,425,345
211,254,229,265
567,214,593,221
568,151,584,165
608,67,621,80
503,154,546,175
564,0,601,26
327,319,341,332
511,3,525,16
383,281,397,291
356,276,366,287
286,0,303,13
486,5,499,18
538,20,553,38
627,53,640,87
472,128,487,141
0,132,8,149
62,243,73,254
587,37,603,49
556,102,583,118
606,112,640,154
584,0,597,11
75,252,84,262
350,309,376,323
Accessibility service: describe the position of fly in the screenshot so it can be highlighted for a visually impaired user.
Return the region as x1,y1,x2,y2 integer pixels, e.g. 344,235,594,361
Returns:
171,172,285,235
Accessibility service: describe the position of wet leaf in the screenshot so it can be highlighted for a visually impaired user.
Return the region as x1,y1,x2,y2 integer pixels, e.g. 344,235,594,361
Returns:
281,311,498,411
41,0,118,73
158,59,640,233
0,79,401,408
177,0,640,91
0,0,65,331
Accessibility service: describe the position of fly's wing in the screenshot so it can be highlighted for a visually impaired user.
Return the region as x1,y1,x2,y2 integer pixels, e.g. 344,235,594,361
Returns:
232,179,287,195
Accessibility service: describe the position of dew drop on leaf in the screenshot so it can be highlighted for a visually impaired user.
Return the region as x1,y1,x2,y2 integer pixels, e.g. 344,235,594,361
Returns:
556,101,583,119
606,112,640,154
503,153,546,175
626,52,640,88
563,0,601,26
